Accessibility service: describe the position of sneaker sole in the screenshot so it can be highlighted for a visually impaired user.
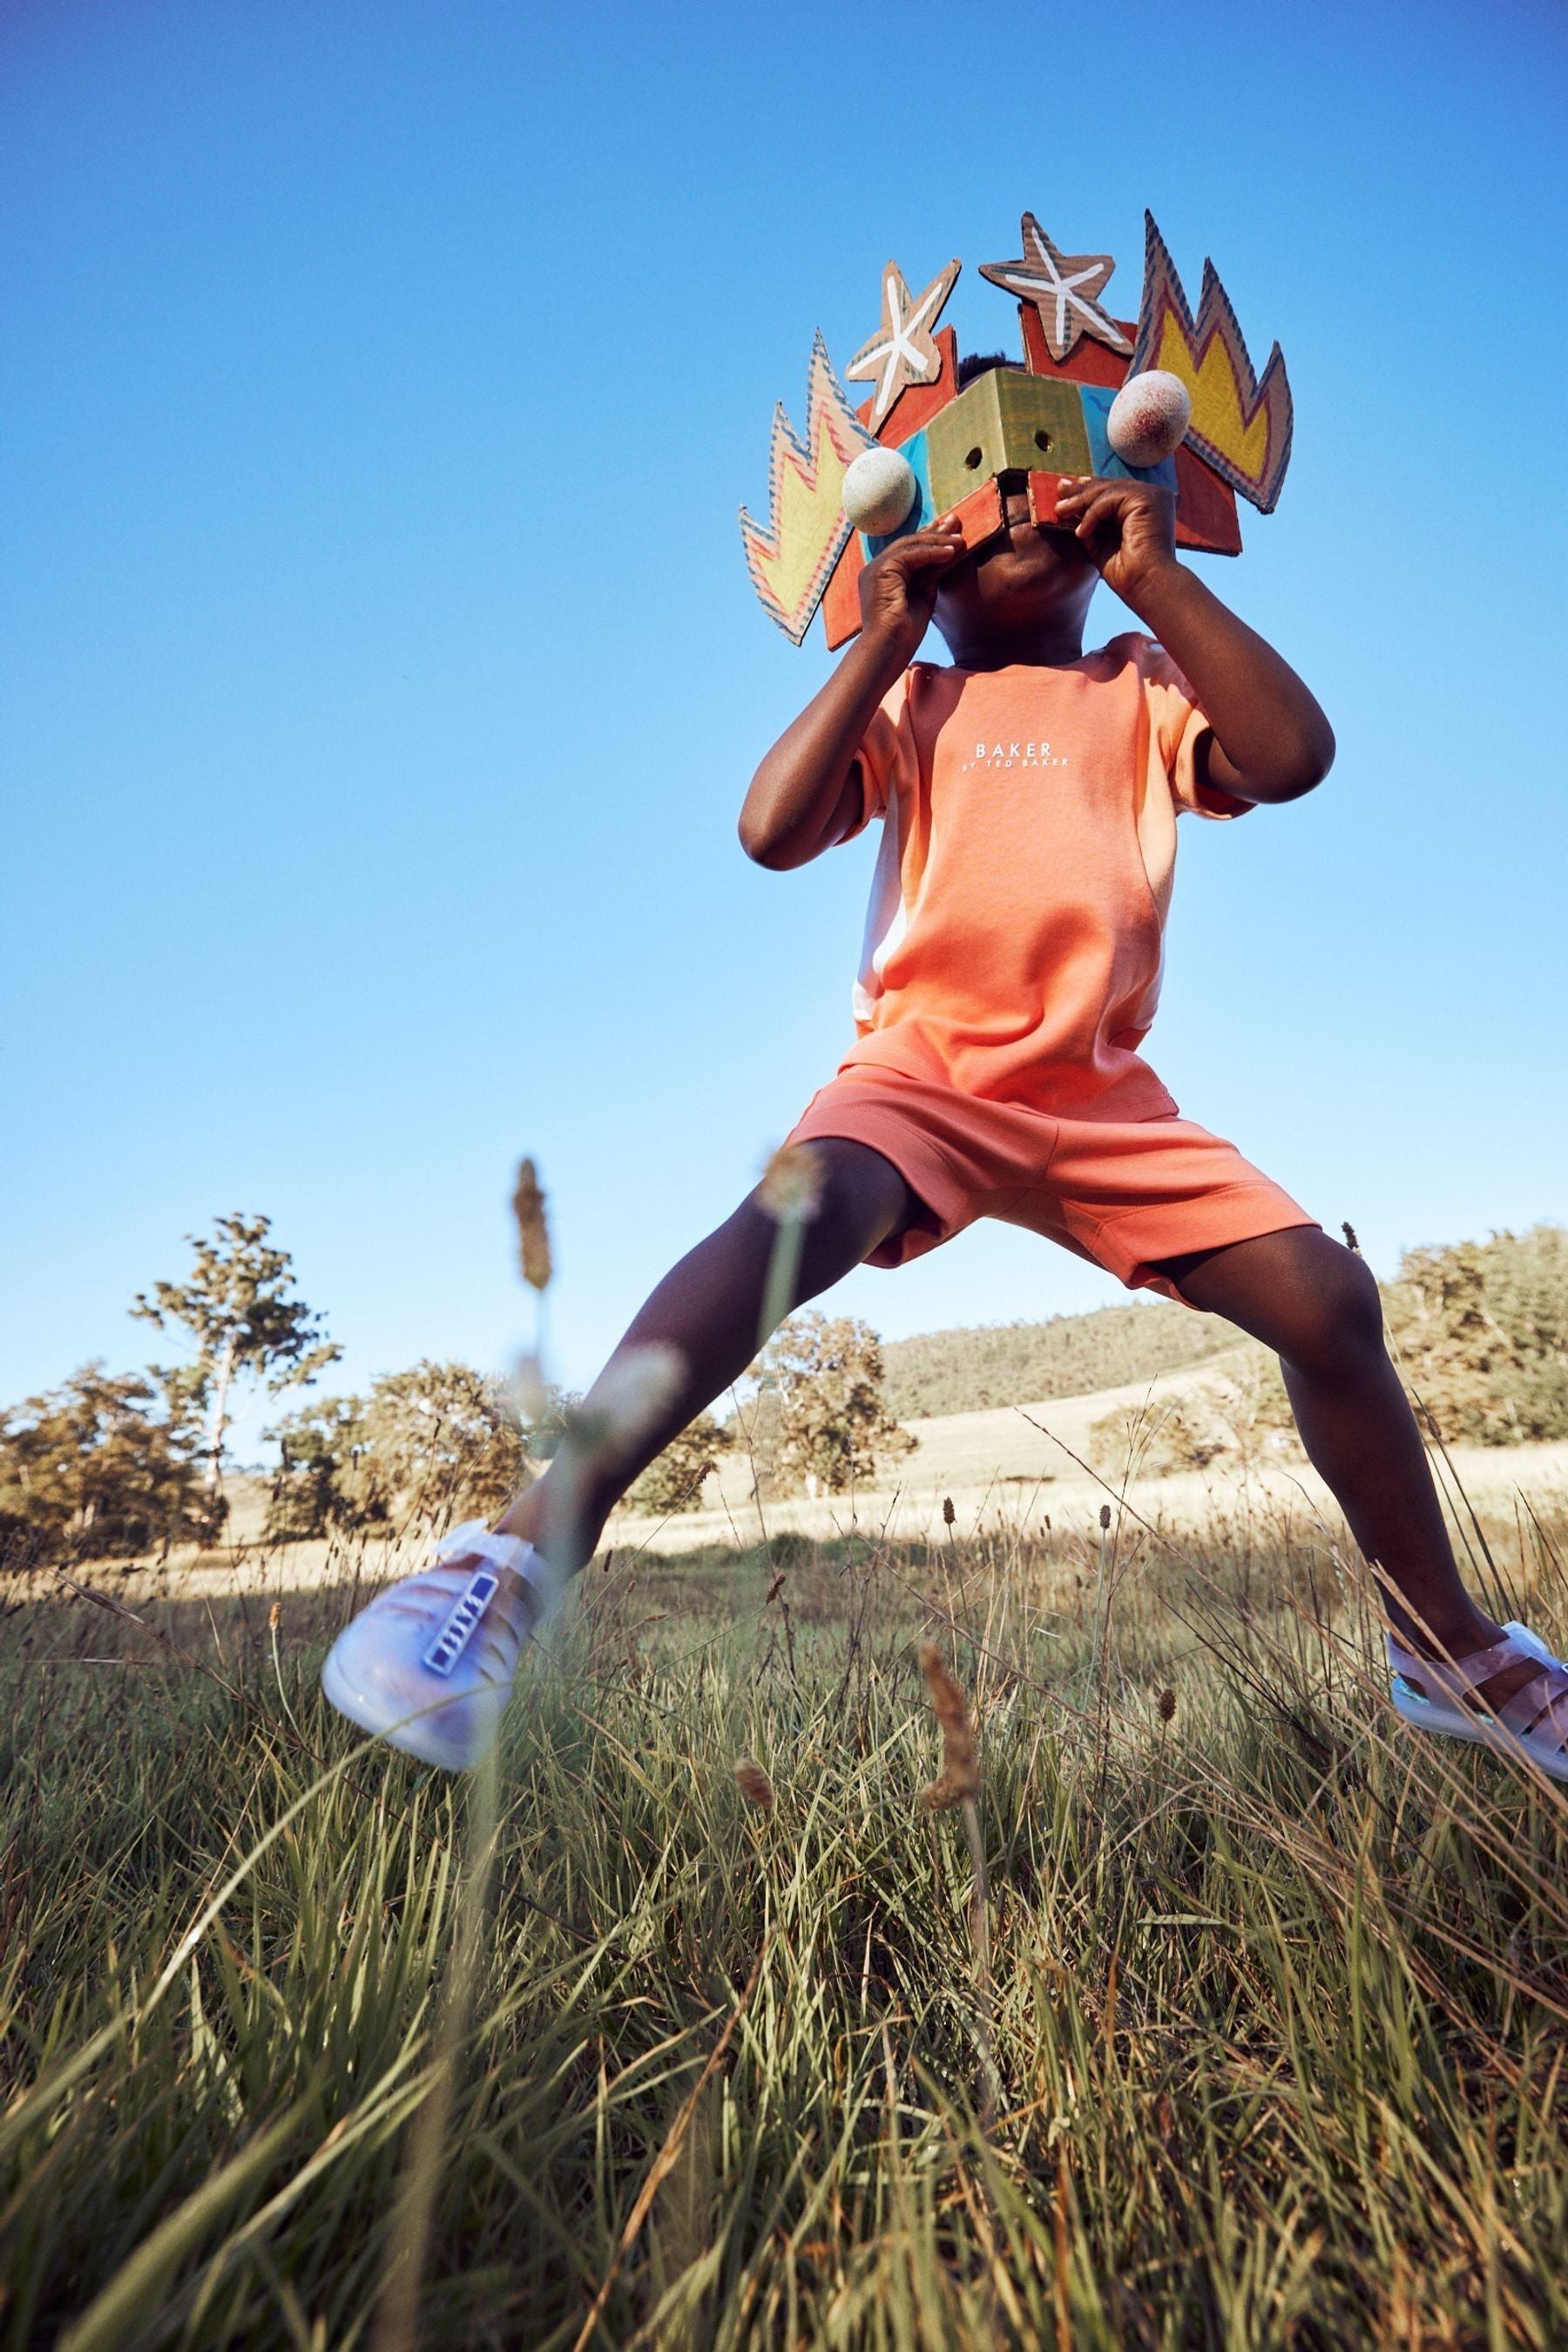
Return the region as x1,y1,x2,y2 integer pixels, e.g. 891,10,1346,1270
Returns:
320,1637,495,1774
1389,1677,1568,1786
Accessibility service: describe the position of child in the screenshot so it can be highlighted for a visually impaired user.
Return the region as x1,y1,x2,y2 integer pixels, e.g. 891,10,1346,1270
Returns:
321,368,1568,1782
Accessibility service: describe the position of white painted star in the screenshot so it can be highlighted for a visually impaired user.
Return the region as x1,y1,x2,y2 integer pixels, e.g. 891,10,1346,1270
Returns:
979,217,1132,362
846,257,961,430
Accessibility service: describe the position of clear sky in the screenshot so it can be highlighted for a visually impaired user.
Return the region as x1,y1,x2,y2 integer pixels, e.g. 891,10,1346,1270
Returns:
3,0,1565,1436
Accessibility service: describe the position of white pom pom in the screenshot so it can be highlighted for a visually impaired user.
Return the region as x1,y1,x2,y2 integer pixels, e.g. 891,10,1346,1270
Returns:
1105,370,1192,469
841,445,919,536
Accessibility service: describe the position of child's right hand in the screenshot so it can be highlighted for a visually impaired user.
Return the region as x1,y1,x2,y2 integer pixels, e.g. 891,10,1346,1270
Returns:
857,517,967,663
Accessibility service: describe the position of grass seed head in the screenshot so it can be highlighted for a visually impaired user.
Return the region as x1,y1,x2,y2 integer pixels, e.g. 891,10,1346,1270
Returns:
757,1142,825,1224
917,1640,980,1811
733,1755,774,1811
943,1495,956,1526
511,1157,553,1292
573,1344,685,1456
1158,1686,1177,1723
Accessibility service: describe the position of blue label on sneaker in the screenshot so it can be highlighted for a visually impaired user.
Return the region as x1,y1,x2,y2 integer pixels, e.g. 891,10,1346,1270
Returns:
422,1569,500,1677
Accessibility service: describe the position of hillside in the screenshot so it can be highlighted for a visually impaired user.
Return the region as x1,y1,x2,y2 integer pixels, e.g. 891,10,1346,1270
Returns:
882,1298,1245,1418
881,1225,1568,1426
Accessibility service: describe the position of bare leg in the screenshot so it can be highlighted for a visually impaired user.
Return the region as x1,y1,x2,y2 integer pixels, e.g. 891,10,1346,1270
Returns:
1152,1227,1531,1701
494,1139,912,1584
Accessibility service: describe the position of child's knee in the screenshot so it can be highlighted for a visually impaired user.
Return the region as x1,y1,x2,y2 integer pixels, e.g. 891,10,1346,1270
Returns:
1281,1239,1384,1375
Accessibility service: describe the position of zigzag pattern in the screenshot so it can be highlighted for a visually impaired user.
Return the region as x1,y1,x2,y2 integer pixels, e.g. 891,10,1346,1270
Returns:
739,332,874,645
1130,213,1293,513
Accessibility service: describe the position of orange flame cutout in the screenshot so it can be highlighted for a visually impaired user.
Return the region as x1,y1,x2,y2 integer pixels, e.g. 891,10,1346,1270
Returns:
740,332,874,645
1130,213,1293,514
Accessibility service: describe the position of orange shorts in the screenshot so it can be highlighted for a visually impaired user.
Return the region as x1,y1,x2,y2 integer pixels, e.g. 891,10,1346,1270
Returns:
787,1069,1317,1302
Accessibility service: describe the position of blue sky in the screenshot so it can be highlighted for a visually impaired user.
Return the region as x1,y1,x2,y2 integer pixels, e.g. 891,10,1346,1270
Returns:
3,0,1565,1432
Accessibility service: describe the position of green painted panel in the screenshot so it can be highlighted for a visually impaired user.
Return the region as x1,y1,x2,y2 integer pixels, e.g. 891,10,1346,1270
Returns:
926,371,1093,511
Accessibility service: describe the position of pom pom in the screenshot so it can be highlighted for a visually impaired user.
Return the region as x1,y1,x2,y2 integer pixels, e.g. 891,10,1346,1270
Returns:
1105,370,1192,469
841,445,919,536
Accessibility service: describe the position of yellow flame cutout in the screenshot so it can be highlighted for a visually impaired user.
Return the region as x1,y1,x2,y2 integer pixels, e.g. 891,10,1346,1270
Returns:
1132,214,1293,514
740,333,873,644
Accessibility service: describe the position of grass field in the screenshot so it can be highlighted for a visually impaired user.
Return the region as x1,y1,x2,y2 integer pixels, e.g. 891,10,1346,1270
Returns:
5,1466,1568,2349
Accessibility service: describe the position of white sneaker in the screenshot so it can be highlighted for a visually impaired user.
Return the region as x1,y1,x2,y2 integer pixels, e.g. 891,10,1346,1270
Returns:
1387,1619,1568,1786
321,1520,553,1770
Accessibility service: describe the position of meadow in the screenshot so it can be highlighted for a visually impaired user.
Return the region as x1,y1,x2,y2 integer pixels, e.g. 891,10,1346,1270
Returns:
4,1456,1568,2349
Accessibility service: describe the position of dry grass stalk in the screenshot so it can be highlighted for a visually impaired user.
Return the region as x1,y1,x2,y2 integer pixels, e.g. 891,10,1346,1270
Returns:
570,1950,766,2352
733,1755,774,1812
511,1350,549,1422
916,1646,997,2127
510,1158,552,1292
745,1378,783,1512
374,1751,503,2352
754,1144,825,1350
917,1641,980,1811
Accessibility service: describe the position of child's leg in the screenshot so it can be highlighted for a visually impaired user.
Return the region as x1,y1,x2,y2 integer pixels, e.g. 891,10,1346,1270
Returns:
1152,1227,1537,1697
494,1138,912,1581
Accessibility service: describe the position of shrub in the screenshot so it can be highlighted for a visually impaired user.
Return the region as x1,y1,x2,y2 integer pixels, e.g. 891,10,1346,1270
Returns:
626,1413,733,1515
0,1362,212,1563
751,1312,916,1497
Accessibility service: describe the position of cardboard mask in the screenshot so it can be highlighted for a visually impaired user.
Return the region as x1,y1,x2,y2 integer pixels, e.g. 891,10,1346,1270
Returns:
738,211,1294,649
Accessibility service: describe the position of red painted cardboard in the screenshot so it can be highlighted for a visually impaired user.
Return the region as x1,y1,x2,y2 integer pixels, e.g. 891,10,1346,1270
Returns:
855,326,961,449
821,531,867,651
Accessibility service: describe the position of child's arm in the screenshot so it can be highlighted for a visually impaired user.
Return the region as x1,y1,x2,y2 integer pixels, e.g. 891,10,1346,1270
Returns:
1052,476,1335,804
740,518,965,867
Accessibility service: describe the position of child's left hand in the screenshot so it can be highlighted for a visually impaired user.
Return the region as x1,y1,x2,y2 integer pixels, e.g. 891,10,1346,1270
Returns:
1052,476,1178,610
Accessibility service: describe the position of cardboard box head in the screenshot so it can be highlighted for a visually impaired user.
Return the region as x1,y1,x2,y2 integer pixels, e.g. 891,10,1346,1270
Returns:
740,210,1290,646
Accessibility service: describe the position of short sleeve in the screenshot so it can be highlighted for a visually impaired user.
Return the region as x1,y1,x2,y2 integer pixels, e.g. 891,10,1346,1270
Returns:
1139,639,1250,820
839,671,910,842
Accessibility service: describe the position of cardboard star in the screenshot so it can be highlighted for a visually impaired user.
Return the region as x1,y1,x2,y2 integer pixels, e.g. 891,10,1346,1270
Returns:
845,257,961,431
979,216,1132,362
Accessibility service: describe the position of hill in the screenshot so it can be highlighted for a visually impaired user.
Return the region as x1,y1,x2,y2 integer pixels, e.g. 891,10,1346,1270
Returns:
882,1298,1245,1418
881,1224,1568,1429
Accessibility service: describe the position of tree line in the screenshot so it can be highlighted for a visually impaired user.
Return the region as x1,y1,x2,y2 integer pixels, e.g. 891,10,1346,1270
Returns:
9,1217,1560,1567
1087,1225,1568,1477
1,1217,916,1565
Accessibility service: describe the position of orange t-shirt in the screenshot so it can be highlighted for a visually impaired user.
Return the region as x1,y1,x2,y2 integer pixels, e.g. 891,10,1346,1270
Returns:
841,633,1245,1119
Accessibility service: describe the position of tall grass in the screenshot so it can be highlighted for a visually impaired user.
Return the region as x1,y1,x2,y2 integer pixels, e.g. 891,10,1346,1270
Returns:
3,1484,1568,2348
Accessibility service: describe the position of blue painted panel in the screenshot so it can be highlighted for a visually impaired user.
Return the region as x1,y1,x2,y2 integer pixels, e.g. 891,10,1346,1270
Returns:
863,429,934,558
1078,386,1178,490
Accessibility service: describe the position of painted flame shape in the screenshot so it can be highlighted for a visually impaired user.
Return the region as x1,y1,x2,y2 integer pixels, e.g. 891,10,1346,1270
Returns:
740,333,874,644
1129,213,1293,513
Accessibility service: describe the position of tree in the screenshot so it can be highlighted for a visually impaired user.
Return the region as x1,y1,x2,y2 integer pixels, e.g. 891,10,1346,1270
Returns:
751,1313,916,1497
1089,1348,1300,1479
356,1361,531,1524
266,1360,532,1540
0,1362,206,1562
1382,1225,1568,1444
626,1412,734,1515
264,1393,376,1541
1387,1240,1523,1444
1479,1225,1568,1439
132,1213,340,1499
